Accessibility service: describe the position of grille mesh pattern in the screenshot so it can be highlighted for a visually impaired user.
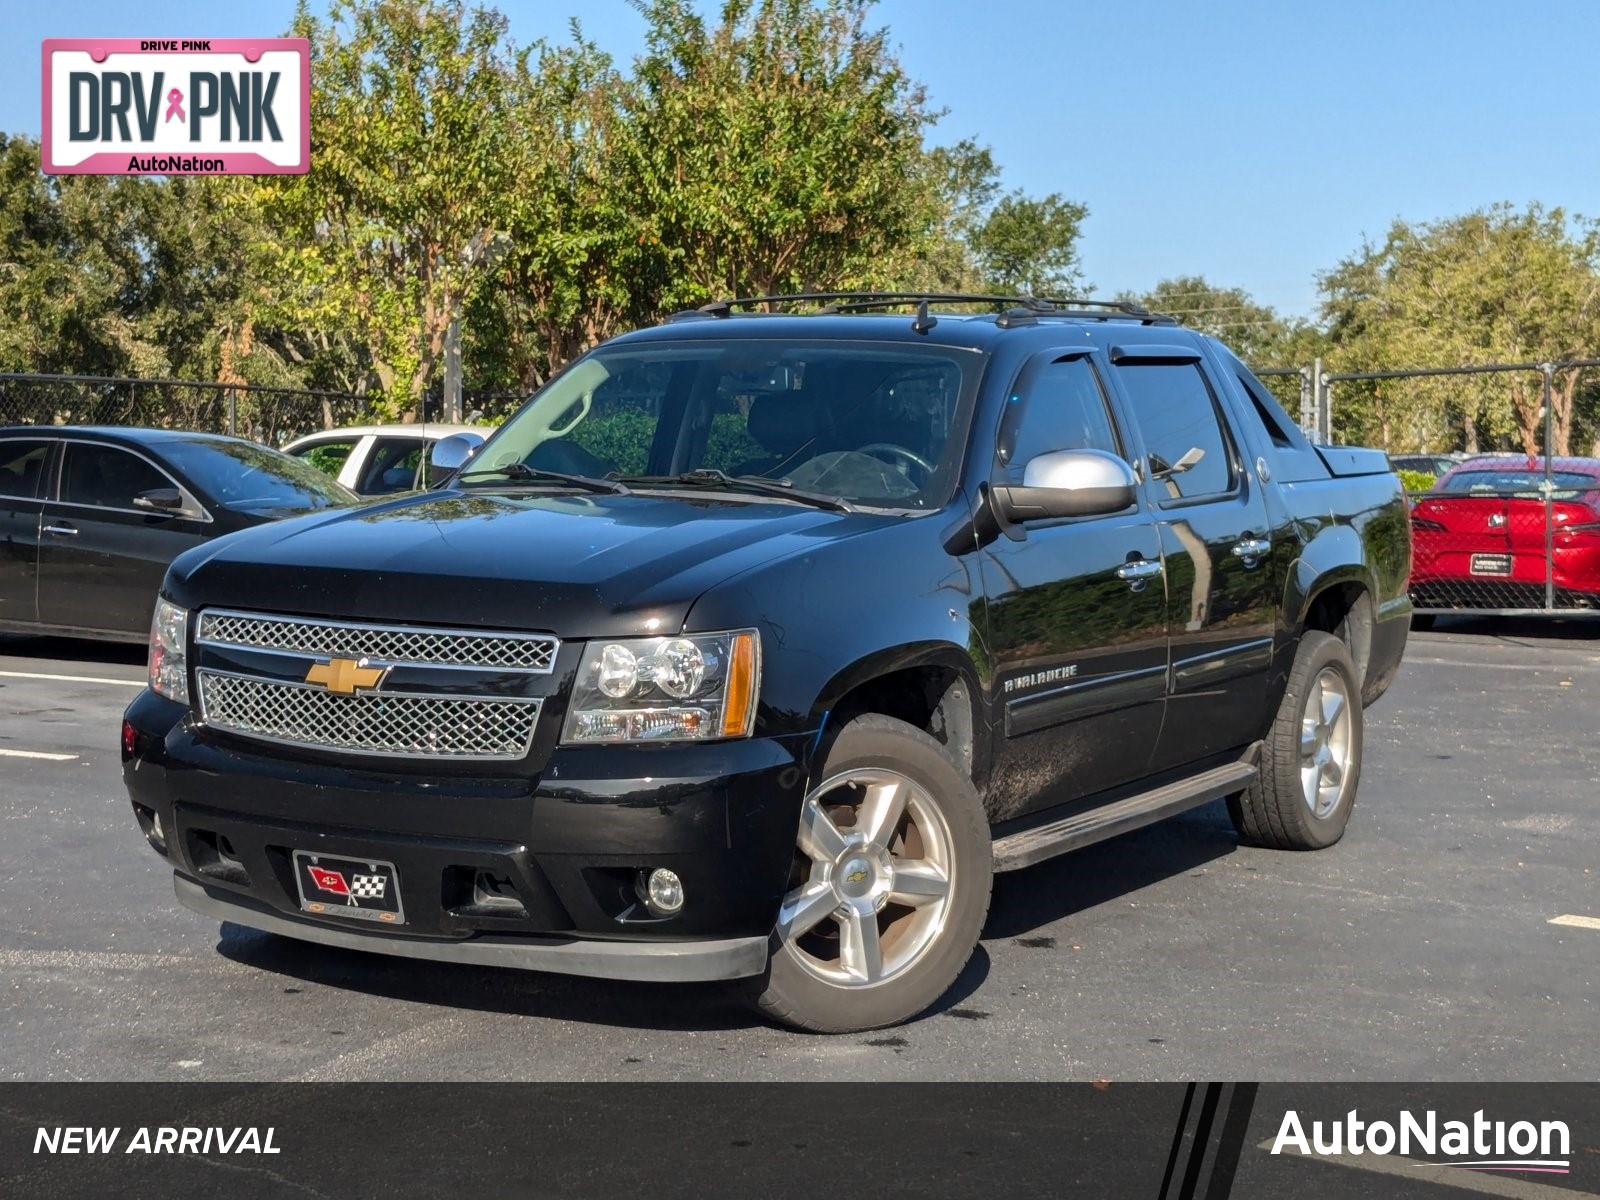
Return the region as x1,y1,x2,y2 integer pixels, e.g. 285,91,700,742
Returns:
197,610,557,672
198,671,541,759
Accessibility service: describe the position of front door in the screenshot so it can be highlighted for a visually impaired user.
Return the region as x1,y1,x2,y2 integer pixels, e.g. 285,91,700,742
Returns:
980,352,1169,822
37,440,212,637
0,437,53,628
1108,351,1277,770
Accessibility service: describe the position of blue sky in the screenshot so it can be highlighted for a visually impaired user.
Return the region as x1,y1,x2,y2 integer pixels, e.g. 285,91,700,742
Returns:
9,1,1599,319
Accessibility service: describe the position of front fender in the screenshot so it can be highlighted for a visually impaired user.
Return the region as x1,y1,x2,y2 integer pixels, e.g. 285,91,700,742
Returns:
682,515,989,756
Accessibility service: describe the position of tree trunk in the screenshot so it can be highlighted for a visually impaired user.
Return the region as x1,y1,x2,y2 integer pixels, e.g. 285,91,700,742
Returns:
1510,379,1541,456
442,316,463,424
1551,370,1579,457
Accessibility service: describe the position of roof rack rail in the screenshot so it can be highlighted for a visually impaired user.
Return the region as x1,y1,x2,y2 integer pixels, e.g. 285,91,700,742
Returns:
672,292,1177,325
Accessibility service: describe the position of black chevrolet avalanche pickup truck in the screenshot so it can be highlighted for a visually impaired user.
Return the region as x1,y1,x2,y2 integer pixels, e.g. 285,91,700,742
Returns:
122,294,1411,1032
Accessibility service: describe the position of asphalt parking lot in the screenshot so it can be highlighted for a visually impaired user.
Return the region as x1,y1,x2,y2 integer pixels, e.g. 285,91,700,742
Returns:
1,618,1595,1082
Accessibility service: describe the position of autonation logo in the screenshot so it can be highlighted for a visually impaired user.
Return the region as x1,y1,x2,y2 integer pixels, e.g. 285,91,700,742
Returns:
1271,1109,1571,1175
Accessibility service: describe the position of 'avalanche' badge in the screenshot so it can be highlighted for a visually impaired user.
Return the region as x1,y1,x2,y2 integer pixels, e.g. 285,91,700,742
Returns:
41,38,310,175
292,851,404,925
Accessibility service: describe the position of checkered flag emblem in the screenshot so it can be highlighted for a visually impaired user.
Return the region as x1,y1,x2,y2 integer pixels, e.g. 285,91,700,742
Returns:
349,874,387,900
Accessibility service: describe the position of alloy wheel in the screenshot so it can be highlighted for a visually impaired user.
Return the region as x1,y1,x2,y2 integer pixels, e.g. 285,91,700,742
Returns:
776,767,955,987
1300,667,1353,819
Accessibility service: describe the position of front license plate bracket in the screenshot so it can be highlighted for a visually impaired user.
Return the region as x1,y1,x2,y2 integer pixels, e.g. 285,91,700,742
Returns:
292,851,405,925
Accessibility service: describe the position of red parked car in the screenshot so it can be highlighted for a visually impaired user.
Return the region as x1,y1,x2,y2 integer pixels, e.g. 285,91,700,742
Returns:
1409,455,1600,617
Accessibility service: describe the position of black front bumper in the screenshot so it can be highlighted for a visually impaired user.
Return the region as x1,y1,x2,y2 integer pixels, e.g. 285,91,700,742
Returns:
123,690,812,981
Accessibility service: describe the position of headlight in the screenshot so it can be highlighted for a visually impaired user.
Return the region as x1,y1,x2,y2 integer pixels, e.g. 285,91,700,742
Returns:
562,629,759,743
148,598,189,703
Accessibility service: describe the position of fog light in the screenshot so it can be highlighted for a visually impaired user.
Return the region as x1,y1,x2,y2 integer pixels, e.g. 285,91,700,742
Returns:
642,867,685,917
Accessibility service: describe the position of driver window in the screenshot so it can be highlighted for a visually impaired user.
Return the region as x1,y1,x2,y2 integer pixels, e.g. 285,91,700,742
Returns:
1000,357,1121,485
60,443,170,510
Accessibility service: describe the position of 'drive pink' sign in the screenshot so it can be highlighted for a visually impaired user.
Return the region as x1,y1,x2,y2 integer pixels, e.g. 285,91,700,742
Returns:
42,38,309,175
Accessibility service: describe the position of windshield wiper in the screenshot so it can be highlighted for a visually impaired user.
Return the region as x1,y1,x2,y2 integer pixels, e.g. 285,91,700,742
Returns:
616,468,853,513
455,462,630,495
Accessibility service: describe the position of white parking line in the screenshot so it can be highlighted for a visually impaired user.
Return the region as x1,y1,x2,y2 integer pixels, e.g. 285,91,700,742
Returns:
1405,656,1600,672
0,947,202,971
0,748,77,761
0,669,143,687
1256,1142,1581,1199
1548,914,1600,931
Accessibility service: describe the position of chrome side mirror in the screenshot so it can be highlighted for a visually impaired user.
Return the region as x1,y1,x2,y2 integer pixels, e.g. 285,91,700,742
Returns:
427,432,485,483
996,449,1138,522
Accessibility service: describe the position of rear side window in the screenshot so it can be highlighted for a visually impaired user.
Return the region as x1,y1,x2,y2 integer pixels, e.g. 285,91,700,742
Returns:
294,439,357,478
998,357,1120,482
1235,369,1311,451
60,443,170,509
359,437,426,493
0,439,50,499
1115,363,1234,500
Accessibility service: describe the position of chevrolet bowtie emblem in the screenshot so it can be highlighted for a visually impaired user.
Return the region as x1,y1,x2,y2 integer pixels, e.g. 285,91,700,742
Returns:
304,657,386,695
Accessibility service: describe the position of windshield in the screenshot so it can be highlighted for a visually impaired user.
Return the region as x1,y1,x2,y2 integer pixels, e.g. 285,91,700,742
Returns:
1438,468,1596,500
163,438,356,513
462,339,982,508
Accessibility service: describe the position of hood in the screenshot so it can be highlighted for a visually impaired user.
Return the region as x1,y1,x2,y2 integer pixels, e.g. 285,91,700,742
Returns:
166,488,881,637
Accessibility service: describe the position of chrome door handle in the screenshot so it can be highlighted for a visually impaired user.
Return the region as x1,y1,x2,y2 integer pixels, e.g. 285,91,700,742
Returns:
1232,537,1271,562
1115,558,1163,588
42,524,79,537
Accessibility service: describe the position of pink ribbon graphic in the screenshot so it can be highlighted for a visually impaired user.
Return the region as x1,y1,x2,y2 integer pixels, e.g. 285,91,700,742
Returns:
164,88,185,123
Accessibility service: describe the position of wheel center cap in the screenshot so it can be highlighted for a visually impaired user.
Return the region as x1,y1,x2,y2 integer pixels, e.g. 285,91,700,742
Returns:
837,856,876,898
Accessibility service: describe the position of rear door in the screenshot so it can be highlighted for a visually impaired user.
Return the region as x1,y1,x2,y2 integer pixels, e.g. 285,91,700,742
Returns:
981,350,1169,820
37,440,212,637
0,437,54,628
1107,346,1277,770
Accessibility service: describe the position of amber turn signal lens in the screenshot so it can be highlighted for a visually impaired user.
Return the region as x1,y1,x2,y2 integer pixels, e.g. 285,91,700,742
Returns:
720,631,757,737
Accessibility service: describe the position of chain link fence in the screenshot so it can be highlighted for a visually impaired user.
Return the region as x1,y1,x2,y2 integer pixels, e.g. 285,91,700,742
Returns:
1310,360,1600,617
0,374,376,446
0,375,536,444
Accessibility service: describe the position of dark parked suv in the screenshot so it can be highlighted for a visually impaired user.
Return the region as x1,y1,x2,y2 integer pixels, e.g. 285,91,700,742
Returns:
121,294,1411,1031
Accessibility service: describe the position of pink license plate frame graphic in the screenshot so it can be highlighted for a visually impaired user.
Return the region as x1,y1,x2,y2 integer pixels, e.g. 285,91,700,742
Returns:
41,38,309,175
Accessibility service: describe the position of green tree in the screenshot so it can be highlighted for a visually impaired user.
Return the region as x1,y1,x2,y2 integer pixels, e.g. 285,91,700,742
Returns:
253,0,526,418
480,32,657,388
1132,275,1322,367
0,136,147,376
1320,203,1600,453
625,0,936,305
968,191,1087,296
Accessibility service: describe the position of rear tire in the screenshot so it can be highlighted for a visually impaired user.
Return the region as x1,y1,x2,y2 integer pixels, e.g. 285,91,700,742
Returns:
1228,631,1362,851
751,713,991,1033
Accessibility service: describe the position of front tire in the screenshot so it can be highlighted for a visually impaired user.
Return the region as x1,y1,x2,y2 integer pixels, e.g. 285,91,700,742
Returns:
752,713,991,1033
1228,630,1362,850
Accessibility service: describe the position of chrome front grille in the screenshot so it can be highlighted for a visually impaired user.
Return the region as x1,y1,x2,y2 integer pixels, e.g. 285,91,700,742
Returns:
197,671,542,760
196,609,558,673
192,608,556,759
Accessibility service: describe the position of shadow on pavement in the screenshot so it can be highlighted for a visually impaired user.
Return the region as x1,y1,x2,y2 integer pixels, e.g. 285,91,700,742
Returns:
212,919,993,1034
982,800,1239,941
1418,613,1600,643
